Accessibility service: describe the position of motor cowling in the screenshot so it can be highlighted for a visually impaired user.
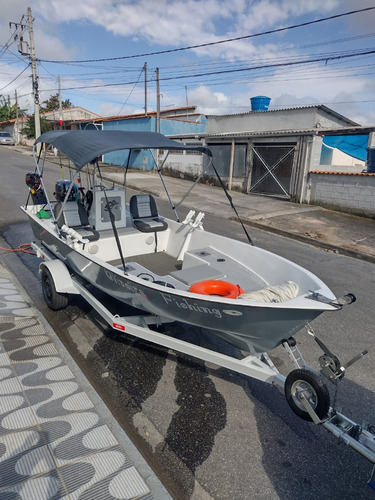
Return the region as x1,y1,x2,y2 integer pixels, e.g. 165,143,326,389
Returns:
54,180,79,202
25,172,47,205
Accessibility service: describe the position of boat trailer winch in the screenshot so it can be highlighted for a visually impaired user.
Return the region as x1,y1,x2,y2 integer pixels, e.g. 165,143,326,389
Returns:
32,242,375,490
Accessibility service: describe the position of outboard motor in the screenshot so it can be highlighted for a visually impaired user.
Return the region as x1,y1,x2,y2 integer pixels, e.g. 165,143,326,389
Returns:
25,172,47,205
54,180,79,202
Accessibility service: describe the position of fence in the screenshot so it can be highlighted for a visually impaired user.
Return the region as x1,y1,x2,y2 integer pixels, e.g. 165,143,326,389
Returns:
308,171,375,218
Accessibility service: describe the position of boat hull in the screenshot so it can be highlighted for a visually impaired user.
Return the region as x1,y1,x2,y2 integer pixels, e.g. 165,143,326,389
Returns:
27,214,329,353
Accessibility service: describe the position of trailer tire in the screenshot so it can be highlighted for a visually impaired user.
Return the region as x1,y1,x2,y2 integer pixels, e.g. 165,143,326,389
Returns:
41,266,69,311
285,368,330,422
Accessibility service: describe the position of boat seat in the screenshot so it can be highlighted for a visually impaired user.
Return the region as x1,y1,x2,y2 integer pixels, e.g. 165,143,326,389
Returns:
54,201,100,242
129,194,168,233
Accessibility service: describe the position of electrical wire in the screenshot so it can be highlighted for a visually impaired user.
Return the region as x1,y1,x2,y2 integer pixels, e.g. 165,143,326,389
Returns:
37,7,375,65
116,65,145,115
27,47,375,94
0,63,30,92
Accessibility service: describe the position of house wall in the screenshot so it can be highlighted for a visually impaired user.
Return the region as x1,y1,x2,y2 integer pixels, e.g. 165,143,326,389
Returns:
160,118,206,136
308,172,375,217
206,107,355,134
161,150,205,179
43,107,100,122
102,117,206,169
320,145,366,170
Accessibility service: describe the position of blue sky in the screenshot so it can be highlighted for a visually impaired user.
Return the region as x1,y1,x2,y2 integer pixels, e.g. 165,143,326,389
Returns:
1,0,375,125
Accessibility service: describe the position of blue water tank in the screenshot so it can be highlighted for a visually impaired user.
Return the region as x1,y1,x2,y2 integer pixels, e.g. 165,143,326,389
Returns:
250,96,271,111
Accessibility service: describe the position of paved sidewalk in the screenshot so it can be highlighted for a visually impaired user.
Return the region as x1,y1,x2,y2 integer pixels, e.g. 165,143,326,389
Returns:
0,264,171,499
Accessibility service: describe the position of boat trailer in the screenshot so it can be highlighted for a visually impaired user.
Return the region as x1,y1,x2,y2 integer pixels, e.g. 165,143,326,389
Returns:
32,242,375,490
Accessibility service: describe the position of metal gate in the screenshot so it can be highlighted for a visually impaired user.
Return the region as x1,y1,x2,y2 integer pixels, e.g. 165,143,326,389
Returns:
250,145,295,196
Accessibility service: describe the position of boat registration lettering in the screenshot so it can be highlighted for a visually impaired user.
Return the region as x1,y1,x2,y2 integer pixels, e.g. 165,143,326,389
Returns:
161,293,222,318
105,270,143,294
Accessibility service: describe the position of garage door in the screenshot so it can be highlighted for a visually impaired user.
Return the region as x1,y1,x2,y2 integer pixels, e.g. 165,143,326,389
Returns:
250,145,295,197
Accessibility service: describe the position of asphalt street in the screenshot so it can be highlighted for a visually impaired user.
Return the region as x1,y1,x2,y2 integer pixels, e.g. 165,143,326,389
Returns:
0,145,374,499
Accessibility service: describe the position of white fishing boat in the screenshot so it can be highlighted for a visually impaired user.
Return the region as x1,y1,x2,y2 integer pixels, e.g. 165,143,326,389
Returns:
22,130,343,353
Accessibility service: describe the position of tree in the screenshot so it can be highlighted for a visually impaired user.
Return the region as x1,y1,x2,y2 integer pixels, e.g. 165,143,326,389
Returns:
0,95,27,121
40,94,73,113
22,115,51,139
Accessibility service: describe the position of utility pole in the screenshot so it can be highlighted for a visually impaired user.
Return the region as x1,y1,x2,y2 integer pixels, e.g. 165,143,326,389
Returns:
144,62,147,116
58,75,63,127
15,90,19,145
27,7,41,142
185,85,189,119
156,67,160,133
10,9,41,143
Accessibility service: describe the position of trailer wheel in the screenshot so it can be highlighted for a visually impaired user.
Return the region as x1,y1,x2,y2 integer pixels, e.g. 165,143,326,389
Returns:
41,266,69,311
285,368,330,422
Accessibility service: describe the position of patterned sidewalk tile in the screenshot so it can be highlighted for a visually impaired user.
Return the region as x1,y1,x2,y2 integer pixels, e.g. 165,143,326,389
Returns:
0,372,38,435
0,427,55,489
0,320,59,362
0,342,10,366
0,278,35,317
40,410,118,466
0,470,67,500
0,274,156,499
59,448,152,500
17,362,94,425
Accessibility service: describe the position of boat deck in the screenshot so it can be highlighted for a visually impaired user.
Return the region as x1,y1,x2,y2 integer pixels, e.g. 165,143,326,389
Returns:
109,247,267,293
109,252,182,275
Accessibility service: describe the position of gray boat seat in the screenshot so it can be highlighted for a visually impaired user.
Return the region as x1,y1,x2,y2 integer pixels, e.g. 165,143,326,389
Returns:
129,194,168,233
54,201,100,242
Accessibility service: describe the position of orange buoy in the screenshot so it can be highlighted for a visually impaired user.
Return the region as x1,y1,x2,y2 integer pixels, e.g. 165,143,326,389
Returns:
189,280,244,299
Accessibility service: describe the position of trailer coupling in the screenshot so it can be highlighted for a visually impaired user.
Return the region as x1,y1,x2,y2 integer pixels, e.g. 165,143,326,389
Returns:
298,393,375,489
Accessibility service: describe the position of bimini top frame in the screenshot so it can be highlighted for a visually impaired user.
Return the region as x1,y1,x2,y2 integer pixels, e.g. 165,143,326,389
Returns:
32,129,212,226
34,129,211,172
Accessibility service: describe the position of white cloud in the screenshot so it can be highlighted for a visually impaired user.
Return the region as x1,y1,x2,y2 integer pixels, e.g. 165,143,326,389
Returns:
0,0,373,123
0,0,349,61
188,84,244,114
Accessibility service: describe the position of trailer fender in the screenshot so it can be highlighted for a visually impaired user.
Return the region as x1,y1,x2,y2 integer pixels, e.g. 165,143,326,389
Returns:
39,260,79,294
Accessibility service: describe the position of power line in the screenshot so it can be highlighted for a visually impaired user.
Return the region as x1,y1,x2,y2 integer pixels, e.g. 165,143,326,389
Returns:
0,63,30,92
37,47,374,93
116,65,144,115
37,7,375,65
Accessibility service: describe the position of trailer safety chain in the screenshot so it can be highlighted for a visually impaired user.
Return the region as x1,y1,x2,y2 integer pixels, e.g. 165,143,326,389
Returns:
0,243,36,255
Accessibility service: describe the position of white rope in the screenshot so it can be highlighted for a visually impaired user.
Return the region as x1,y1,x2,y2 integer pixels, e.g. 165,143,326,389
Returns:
237,281,299,303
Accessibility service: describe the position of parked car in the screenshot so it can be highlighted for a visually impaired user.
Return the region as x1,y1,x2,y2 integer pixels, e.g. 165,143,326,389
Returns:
0,132,15,145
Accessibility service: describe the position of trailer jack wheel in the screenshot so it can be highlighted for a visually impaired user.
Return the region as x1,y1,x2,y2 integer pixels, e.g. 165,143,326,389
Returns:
285,368,330,422
41,266,69,311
